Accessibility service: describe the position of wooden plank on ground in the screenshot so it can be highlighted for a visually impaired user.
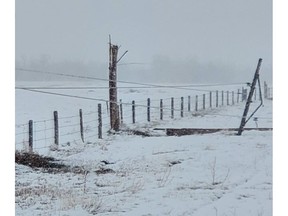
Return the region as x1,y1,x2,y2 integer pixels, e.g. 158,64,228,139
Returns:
154,128,273,136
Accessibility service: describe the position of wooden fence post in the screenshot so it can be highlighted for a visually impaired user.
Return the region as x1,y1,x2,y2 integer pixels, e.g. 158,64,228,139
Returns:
79,109,84,142
171,97,174,119
117,104,120,126
268,88,272,98
237,89,240,103
216,91,219,107
203,94,205,110
147,98,151,122
98,104,102,139
132,100,135,124
28,120,33,153
232,91,235,105
195,95,198,111
188,96,191,112
227,91,229,105
209,92,212,108
181,97,184,117
221,91,224,106
53,111,59,147
242,87,248,101
106,101,109,117
264,81,268,99
119,99,123,124
160,99,163,120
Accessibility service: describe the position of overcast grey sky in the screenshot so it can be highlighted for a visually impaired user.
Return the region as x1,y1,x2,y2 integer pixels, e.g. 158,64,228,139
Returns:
15,0,272,82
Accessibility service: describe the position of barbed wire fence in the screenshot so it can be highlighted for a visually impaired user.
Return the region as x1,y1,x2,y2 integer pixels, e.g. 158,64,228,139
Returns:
15,67,273,156
15,88,251,155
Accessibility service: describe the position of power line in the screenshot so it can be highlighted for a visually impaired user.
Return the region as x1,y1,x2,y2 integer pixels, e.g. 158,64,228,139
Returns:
15,86,114,90
117,62,149,66
19,88,109,103
15,82,246,90
15,68,246,92
18,86,248,114
18,88,196,112
16,68,108,82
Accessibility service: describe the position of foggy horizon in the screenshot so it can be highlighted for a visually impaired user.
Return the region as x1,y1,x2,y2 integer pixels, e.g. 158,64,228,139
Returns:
15,0,272,83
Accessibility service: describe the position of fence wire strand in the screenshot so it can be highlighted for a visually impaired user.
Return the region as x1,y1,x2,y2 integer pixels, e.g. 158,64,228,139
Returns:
15,82,263,155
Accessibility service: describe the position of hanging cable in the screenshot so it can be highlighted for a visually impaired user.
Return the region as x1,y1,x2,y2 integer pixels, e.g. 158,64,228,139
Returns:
15,68,246,92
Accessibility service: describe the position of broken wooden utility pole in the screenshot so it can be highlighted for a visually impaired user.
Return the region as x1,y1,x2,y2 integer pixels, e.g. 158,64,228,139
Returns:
237,58,263,135
108,36,128,131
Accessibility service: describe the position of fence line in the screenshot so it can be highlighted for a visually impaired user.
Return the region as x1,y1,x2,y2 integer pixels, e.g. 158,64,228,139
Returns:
16,86,256,155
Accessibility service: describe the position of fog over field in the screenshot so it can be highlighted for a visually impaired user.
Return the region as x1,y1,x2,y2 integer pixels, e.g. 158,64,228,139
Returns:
15,0,272,84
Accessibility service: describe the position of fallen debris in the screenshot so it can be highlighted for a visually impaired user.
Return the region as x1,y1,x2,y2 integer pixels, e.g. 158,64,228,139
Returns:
158,128,273,136
168,160,182,167
109,128,156,137
95,167,115,175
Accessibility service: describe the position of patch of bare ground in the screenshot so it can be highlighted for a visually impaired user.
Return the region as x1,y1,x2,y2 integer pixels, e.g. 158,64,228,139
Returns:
15,151,86,174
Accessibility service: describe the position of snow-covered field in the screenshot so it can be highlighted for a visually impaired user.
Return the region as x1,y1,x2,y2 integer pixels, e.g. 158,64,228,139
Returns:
15,81,272,215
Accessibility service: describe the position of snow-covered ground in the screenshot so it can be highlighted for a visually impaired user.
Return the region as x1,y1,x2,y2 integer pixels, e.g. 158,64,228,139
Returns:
15,81,272,215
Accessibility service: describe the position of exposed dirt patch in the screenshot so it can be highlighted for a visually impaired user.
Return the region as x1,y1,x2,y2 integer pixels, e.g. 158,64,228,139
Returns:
15,151,86,174
15,152,66,169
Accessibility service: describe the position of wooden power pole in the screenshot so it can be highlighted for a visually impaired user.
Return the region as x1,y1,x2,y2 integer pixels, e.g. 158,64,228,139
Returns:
237,58,263,135
108,36,128,131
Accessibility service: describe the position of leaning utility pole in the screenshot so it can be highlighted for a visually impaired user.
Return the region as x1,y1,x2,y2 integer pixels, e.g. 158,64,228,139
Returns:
108,36,128,131
237,58,263,135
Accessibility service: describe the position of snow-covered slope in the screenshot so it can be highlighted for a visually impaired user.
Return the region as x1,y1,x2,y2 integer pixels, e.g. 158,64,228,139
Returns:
15,81,272,215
